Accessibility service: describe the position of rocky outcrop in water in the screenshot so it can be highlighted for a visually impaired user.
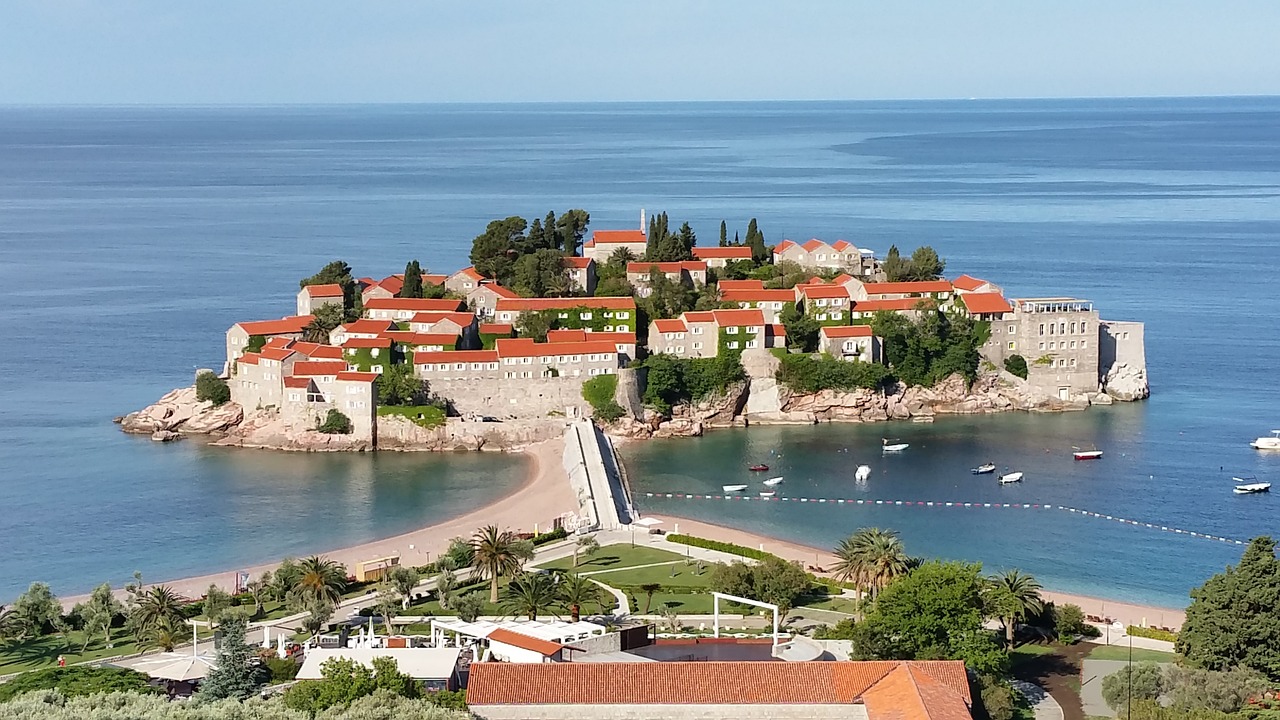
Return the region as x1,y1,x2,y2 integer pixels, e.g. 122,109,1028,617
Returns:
118,386,243,436
1102,362,1150,401
377,415,563,452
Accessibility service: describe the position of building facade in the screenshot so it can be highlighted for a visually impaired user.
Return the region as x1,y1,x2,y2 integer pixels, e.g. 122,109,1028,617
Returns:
296,284,344,316
773,239,879,276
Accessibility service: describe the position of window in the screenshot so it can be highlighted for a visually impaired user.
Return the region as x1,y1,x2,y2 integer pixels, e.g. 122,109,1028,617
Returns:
505,371,515,379
580,312,592,320
692,342,702,349
726,326,739,334
1008,325,1016,334
1008,341,1015,350
558,312,569,319
371,348,380,357
816,298,828,307
1059,322,1066,334
488,362,497,370
559,355,569,363
616,311,629,319
540,356,551,364
1081,322,1088,334
1070,340,1076,349
676,346,684,354
1049,342,1056,350
437,363,448,371
1122,331,1129,340
747,326,761,333
665,332,673,340
1071,358,1078,368
830,311,843,319
676,332,685,339
372,365,383,374
1038,342,1045,350
816,313,828,321
470,363,481,370
691,327,703,335
603,311,614,318
288,392,300,401
817,254,826,261
571,355,581,362
521,357,531,364
727,341,740,350
454,363,465,371
503,358,514,365
1081,340,1088,349
746,340,759,349
1070,322,1077,334
773,302,783,309
1048,324,1054,335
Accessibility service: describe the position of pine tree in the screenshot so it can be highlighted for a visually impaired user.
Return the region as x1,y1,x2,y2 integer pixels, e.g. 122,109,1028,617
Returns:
399,260,423,299
198,616,265,700
745,218,768,263
719,221,728,247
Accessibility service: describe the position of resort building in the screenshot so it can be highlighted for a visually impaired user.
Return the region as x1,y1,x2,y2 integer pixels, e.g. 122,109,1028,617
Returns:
381,331,462,353
363,297,466,321
329,318,397,346
1011,298,1101,398
626,260,707,297
773,238,879,276
359,275,403,303
847,298,934,324
717,280,796,323
819,325,882,363
562,256,597,295
413,349,501,381
493,297,637,333
849,280,954,303
581,228,648,263
547,328,637,364
647,308,780,359
951,274,1003,295
1099,319,1146,377
445,266,486,296
414,337,621,381
407,311,476,336
225,315,314,369
283,369,380,443
691,245,754,268
466,282,519,319
795,282,854,326
466,660,973,720
296,283,344,316
340,337,396,373
298,648,463,691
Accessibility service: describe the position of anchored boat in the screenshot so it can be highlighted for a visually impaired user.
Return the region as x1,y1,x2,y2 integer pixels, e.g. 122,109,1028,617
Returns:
1233,476,1271,494
882,438,909,453
748,464,769,472
759,491,776,498
855,465,872,481
722,484,749,493
1073,445,1104,460
971,463,996,475
763,477,784,487
1251,431,1280,450
999,471,1024,484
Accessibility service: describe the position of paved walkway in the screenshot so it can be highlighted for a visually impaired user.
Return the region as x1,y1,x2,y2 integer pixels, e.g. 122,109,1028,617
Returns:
1013,680,1065,720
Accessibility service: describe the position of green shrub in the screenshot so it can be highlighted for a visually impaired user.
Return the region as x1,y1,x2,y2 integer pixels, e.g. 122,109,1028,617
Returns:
1128,625,1177,642
245,335,268,353
1004,354,1029,379
317,409,353,434
642,353,744,415
531,527,569,546
582,374,626,422
263,656,300,683
378,404,446,429
775,353,893,393
195,371,231,406
0,666,155,702
666,534,771,561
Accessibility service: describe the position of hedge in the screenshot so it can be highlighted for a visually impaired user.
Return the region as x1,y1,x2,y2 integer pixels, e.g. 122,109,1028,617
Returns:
665,534,772,561
775,353,893,393
1127,625,1177,642
581,374,625,423
531,527,569,546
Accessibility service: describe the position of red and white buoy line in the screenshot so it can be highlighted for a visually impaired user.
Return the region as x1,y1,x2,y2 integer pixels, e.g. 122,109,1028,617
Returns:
640,492,1247,546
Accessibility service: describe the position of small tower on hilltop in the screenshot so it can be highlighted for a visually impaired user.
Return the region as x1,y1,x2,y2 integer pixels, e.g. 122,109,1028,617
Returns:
640,208,646,231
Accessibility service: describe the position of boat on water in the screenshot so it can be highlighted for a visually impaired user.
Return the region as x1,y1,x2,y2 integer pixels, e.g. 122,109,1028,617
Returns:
1233,476,1271,494
759,491,776,498
999,471,1024,484
1073,445,1104,460
855,465,872,481
1251,431,1280,450
971,463,996,475
882,438,909,453
763,477,784,487
748,464,769,472
722,484,749,493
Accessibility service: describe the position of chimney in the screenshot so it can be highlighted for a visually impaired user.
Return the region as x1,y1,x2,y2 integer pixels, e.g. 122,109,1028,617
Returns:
640,208,646,231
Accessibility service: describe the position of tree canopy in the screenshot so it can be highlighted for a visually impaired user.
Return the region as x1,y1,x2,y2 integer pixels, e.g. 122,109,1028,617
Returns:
198,616,267,701
0,666,154,702
300,260,359,315
882,245,947,282
644,212,697,262
400,260,424,299
871,309,984,387
468,210,590,289
709,556,812,617
1178,536,1280,680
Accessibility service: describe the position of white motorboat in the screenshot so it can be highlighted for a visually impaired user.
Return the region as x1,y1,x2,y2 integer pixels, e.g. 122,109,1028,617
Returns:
855,465,872,481
1233,476,1271,494
1251,431,1280,450
1073,447,1104,461
763,477,784,487
759,491,776,498
722,484,748,493
999,471,1024,484
882,438,909,453
971,463,996,475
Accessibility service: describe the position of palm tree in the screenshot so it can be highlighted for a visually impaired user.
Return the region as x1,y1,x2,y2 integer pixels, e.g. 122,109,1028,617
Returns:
141,616,186,652
558,574,604,621
501,573,559,621
830,528,909,600
472,525,521,604
294,556,347,604
131,585,187,637
639,583,662,614
301,317,331,344
987,569,1044,650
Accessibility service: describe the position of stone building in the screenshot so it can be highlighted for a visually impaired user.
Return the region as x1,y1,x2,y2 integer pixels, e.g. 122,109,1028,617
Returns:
647,308,778,359
225,315,313,370
795,282,854,326
562,256,598,295
493,297,637,334
717,280,796,323
445,266,486,297
296,283,344,316
1011,297,1101,398
626,260,707,297
691,245,754,268
773,238,879,276
363,297,466,322
581,229,648,263
819,325,882,363
282,369,379,444
467,282,519,319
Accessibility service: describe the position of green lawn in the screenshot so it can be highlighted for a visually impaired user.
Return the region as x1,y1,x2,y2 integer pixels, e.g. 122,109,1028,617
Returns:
377,405,446,429
585,561,714,589
533,544,688,574
0,626,215,675
798,596,861,614
1087,645,1178,663
1009,643,1057,670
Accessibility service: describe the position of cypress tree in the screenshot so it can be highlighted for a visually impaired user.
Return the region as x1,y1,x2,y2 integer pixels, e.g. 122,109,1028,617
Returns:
719,221,728,247
400,260,423,298
746,218,768,263
544,211,559,250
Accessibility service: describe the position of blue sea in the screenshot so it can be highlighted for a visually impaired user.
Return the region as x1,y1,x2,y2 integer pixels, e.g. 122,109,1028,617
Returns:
2,98,1278,605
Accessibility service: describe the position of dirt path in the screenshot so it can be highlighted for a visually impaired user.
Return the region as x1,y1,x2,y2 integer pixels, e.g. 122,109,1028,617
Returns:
1013,643,1090,720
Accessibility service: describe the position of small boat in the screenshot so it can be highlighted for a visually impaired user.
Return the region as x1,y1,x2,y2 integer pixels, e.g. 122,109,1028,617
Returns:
748,464,769,472
763,477,784,487
881,438,909,453
999,471,1024,484
1251,431,1280,450
971,463,996,475
722,484,748,493
1073,445,1104,460
759,491,776,498
855,465,872,481
912,416,934,423
1233,476,1271,494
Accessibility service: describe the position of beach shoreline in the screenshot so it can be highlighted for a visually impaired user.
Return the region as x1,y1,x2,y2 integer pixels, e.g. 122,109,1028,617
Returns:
63,436,575,607
652,514,1187,631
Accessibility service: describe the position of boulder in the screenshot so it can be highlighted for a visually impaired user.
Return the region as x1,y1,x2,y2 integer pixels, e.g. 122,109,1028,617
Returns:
119,385,244,436
1103,363,1150,401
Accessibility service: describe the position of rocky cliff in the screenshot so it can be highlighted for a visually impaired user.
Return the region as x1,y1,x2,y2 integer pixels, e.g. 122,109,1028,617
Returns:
116,386,243,441
1102,362,1150,401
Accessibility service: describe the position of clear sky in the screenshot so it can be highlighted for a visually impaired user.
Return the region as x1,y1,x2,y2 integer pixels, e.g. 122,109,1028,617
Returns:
3,1,1277,104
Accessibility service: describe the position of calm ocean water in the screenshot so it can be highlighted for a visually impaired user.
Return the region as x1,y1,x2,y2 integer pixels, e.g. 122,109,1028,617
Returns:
2,98,1278,603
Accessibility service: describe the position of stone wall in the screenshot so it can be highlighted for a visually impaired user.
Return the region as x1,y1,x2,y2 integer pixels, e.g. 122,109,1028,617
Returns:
613,367,646,421
431,377,590,421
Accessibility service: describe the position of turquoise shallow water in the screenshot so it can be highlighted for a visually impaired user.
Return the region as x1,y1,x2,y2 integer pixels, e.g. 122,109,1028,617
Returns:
1,97,1278,601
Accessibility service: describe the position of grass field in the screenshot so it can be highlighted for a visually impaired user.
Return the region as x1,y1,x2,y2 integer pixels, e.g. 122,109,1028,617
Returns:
533,544,689,574
1087,645,1178,663
0,625,216,675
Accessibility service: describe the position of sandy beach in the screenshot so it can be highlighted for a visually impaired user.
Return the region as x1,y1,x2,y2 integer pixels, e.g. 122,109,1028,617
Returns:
656,514,1186,630
64,437,575,606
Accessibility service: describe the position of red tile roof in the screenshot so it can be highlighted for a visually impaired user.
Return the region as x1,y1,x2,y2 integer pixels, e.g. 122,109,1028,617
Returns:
283,376,311,389
855,298,936,313
451,267,485,282
692,246,753,259
716,279,765,291
834,273,856,284
958,292,1013,315
546,329,588,343
801,238,826,252
335,371,380,382
589,229,647,245
291,361,348,377
683,311,715,323
377,275,404,295
591,331,636,345
862,664,974,720
628,261,686,274
562,256,595,269
653,319,688,333
410,311,475,328
478,323,515,335
769,323,787,337
264,336,293,349
486,628,563,656
342,337,393,349
495,297,635,312
831,239,856,251
259,347,296,361
301,283,344,297
711,308,766,327
951,274,990,292
383,332,459,347
467,660,970,707
415,349,499,364
474,283,519,299
338,319,398,335
773,239,799,253
364,298,465,312
863,281,953,295
495,338,619,358
822,325,875,338
237,352,260,366
234,316,313,336
289,341,344,359
422,274,448,286
720,288,796,303
798,284,852,299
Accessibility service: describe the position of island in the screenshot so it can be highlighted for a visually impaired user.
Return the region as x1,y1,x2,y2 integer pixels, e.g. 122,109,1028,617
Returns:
118,210,1149,451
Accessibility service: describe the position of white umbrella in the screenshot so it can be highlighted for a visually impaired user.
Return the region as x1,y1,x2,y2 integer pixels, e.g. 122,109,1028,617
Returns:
147,655,218,682
633,517,664,527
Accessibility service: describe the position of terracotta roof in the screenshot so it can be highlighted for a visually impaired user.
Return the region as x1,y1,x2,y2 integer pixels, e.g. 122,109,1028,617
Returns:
422,274,448,286
692,246,753,259
562,257,595,269
342,337,393,349
473,283,519,299
710,308,766,327
495,338,619,358
861,664,974,720
958,292,1013,315
773,239,799,253
301,283,344,297
364,298,465,312
769,323,787,337
466,660,970,707
415,349,499,364
451,267,485,282
653,319,687,333
263,336,293,349
338,319,398,335
799,284,852,299
590,331,636,345
716,279,765,291
951,274,990,292
628,261,686,274
546,329,588,343
495,297,635,312
335,371,380,382
478,323,515,335
834,273,856,284
589,229,647,245
801,238,827,252
831,239,856,251
720,288,796,303
683,311,715,323
283,376,310,389
290,341,344,360
863,281,953,295
259,347,296,361
377,275,404,295
487,628,563,657
237,353,260,366
822,325,875,338
854,298,935,313
410,311,475,328
291,360,348,377
234,315,313,336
